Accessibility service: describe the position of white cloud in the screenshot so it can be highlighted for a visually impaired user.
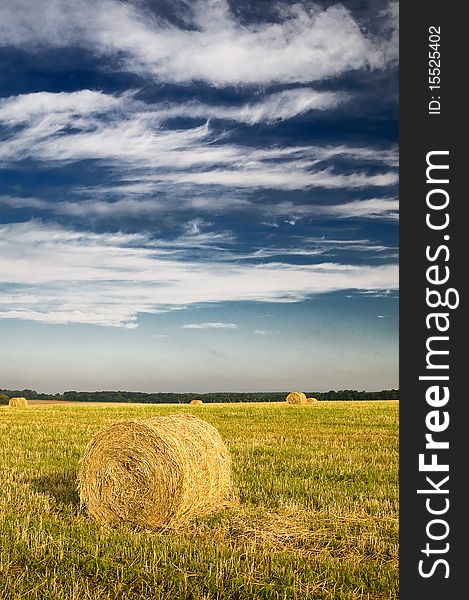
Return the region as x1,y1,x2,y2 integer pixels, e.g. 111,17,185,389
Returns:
0,90,127,124
381,2,399,64
181,322,238,329
0,91,398,191
154,168,397,190
240,196,398,223
353,289,396,298
1,192,399,226
0,196,50,210
0,0,398,86
0,88,345,128
0,221,398,328
322,198,399,220
0,195,396,256
253,330,278,335
153,88,348,124
264,197,399,221
313,145,398,169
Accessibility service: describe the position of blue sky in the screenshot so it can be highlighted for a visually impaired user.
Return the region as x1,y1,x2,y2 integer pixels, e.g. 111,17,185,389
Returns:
0,0,398,393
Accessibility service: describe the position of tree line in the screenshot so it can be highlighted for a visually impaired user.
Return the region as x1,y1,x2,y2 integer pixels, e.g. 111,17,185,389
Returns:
1,388,399,404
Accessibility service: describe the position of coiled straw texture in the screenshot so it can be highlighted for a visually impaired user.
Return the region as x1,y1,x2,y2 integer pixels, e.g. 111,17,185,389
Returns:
78,414,231,529
8,397,28,407
286,392,308,405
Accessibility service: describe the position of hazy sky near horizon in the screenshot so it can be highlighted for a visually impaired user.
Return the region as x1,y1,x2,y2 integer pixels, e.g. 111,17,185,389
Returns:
0,0,398,393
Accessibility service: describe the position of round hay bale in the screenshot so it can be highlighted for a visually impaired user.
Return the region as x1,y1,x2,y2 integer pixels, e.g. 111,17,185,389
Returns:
78,414,231,529
306,397,319,404
286,392,308,405
8,397,28,407
189,399,203,405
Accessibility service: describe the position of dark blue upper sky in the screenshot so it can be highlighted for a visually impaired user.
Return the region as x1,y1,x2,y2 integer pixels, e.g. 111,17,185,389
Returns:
0,0,398,393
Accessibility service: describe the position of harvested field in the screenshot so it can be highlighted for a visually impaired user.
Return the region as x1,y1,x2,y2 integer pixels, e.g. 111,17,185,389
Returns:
0,401,398,599
26,400,137,406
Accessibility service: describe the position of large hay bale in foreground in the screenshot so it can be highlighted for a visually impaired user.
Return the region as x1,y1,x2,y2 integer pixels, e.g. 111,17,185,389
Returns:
189,399,203,405
78,414,231,529
286,392,308,405
9,397,28,407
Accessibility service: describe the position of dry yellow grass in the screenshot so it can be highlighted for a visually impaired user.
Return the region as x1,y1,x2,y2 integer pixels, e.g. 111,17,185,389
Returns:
0,401,398,599
286,391,308,404
8,397,28,407
77,413,232,529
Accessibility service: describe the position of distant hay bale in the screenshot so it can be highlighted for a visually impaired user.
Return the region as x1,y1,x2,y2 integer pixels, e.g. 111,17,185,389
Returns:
286,392,308,405
307,397,319,404
189,399,204,405
8,397,28,407
78,414,231,529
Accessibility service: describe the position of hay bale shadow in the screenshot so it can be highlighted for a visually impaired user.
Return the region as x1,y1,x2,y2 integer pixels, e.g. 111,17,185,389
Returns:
31,470,80,510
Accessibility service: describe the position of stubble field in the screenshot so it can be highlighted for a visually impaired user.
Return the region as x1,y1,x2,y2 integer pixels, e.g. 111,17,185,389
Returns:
0,401,398,600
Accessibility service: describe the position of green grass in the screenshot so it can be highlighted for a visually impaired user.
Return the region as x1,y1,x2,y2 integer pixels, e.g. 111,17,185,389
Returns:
0,401,398,599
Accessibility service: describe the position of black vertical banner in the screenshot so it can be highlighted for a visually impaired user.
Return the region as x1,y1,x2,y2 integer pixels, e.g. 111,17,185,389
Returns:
400,2,465,598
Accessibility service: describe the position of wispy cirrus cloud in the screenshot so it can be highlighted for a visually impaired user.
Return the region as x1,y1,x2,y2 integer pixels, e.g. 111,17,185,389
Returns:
0,192,397,258
258,197,399,222
0,193,399,228
320,197,399,220
0,0,398,86
0,88,345,127
0,90,127,124
0,221,398,328
0,90,397,191
151,167,397,190
149,88,349,124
